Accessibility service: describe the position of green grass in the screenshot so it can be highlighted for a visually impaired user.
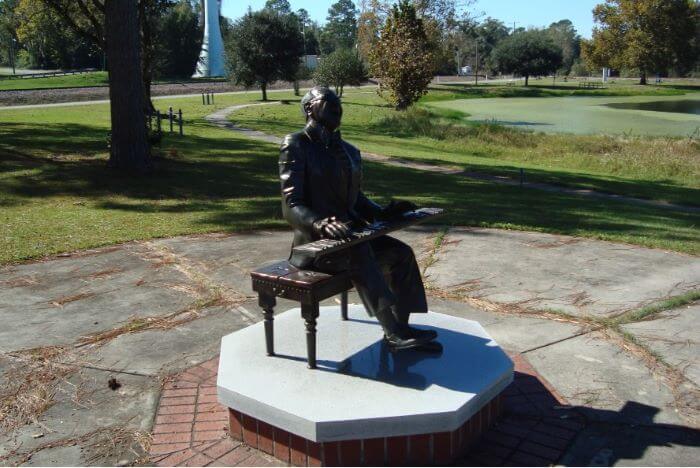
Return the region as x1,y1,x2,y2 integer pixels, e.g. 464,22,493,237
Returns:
423,80,694,102
0,72,110,91
230,90,700,207
0,71,227,91
614,290,700,324
1,88,699,265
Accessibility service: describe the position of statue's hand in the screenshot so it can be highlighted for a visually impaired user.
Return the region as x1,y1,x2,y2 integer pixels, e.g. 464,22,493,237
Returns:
312,216,351,240
380,200,418,220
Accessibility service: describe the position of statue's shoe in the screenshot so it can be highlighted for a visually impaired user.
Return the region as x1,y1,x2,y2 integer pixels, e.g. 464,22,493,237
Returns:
384,332,434,351
414,340,443,354
404,326,437,342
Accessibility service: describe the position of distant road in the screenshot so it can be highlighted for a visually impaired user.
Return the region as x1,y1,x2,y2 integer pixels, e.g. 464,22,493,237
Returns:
0,83,378,111
0,67,61,76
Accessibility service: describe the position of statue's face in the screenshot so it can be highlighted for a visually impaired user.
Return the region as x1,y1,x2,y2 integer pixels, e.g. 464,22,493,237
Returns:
310,96,343,132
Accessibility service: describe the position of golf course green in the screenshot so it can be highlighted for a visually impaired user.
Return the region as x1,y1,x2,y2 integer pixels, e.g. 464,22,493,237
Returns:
425,93,700,136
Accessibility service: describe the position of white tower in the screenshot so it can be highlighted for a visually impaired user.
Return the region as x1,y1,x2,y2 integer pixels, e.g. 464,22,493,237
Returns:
193,0,226,78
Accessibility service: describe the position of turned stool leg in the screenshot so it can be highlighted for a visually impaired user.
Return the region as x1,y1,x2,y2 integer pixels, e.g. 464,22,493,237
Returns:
301,302,320,369
259,293,276,356
340,291,348,321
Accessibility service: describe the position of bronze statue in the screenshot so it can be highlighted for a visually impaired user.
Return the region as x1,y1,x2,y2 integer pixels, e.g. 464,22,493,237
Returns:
279,86,440,353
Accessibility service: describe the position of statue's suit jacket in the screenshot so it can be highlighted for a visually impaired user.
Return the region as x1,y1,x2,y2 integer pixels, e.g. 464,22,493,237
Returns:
278,122,428,319
279,122,382,268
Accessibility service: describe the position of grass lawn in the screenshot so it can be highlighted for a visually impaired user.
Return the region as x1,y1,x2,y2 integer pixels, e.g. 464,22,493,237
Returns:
0,72,110,91
0,71,228,91
1,89,699,263
425,78,697,101
230,87,700,207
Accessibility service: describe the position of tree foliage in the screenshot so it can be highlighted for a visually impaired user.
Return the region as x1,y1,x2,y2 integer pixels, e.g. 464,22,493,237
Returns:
153,0,201,78
13,0,100,69
369,0,434,110
320,0,358,54
357,0,384,62
225,8,304,101
492,29,563,85
313,48,366,96
545,19,580,75
582,0,698,84
263,0,291,14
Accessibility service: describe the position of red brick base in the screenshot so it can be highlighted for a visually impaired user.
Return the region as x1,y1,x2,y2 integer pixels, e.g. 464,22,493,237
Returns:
227,395,504,466
148,353,584,467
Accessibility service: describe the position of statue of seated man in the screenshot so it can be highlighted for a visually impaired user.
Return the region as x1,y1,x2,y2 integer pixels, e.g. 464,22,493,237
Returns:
279,86,441,353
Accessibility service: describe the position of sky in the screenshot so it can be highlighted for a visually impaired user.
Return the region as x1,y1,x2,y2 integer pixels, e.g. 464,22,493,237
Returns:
219,0,601,38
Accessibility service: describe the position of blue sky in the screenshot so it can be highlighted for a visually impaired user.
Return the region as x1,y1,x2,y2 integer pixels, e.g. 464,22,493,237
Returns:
220,0,600,38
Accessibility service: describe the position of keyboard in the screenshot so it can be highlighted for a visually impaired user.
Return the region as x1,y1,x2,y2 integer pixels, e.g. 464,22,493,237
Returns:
292,208,444,259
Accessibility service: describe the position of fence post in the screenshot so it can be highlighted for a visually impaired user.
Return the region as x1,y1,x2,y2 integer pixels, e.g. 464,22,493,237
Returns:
178,109,183,136
211,92,214,104
169,107,173,133
206,92,210,105
202,93,205,105
157,111,161,133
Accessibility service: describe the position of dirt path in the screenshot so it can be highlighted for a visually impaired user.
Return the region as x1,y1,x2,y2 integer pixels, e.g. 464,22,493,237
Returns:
209,103,700,214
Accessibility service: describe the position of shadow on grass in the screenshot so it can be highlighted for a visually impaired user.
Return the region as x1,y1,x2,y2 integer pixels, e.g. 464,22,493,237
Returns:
0,121,279,204
1,120,698,254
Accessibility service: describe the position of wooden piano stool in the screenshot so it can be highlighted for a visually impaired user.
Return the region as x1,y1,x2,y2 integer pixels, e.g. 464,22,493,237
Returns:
250,260,353,369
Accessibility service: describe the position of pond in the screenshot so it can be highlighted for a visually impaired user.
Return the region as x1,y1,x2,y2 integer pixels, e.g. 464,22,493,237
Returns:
425,94,700,136
605,100,700,115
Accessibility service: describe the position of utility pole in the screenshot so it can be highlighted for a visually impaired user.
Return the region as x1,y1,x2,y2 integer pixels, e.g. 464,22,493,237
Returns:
512,22,518,34
475,42,479,86
454,46,460,76
10,38,16,75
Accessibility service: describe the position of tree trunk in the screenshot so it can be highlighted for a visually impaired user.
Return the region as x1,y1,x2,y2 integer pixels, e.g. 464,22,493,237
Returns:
524,75,529,86
261,82,267,101
639,72,647,85
105,0,152,173
139,0,156,113
293,80,300,96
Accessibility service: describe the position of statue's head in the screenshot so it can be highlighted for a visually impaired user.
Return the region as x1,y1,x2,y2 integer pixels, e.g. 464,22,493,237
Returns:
301,86,342,132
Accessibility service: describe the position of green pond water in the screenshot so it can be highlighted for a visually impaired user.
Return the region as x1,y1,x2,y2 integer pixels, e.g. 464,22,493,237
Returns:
425,93,700,136
605,99,700,115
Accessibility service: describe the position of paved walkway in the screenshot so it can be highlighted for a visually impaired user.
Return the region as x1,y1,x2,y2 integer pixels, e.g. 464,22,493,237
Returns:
0,228,698,465
208,103,700,214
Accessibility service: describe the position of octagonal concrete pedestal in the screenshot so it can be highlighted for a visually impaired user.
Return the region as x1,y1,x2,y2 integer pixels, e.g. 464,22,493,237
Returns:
218,305,514,466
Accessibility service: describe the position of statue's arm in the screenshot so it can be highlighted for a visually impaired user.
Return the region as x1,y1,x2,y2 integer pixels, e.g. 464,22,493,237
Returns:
279,135,321,236
352,147,417,222
354,191,384,223
351,146,384,222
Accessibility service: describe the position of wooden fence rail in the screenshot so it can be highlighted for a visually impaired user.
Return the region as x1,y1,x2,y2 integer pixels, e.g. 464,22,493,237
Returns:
147,107,183,137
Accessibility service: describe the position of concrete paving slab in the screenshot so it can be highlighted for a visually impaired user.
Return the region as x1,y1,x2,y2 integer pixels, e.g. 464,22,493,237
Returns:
426,297,583,354
621,302,700,387
83,304,254,376
0,244,194,351
561,421,700,466
428,227,700,318
151,227,440,297
526,332,691,426
0,368,158,466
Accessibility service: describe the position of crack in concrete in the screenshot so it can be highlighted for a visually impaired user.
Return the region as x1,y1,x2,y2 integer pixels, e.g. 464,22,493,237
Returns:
521,329,601,354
